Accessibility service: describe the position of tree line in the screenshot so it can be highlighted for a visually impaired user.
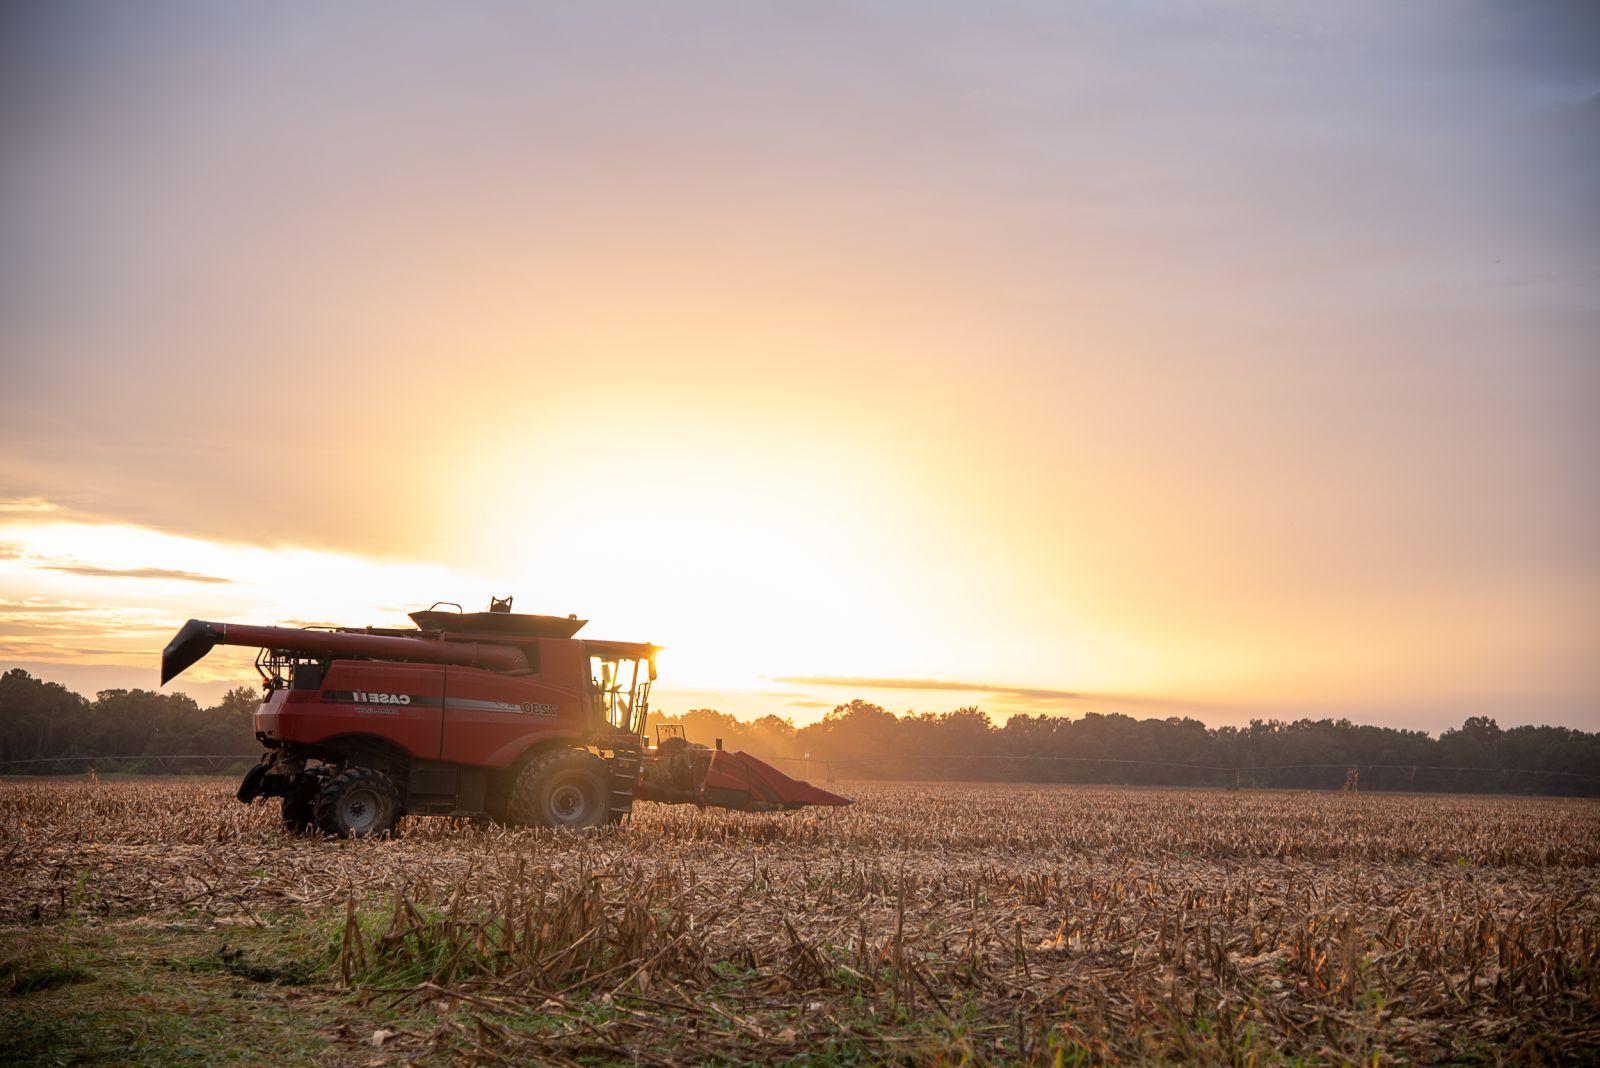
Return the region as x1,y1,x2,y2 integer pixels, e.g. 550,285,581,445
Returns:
656,701,1600,795
0,669,259,771
2,669,1596,794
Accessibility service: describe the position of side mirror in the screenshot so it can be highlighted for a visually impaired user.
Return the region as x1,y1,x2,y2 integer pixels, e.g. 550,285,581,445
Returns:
648,657,658,681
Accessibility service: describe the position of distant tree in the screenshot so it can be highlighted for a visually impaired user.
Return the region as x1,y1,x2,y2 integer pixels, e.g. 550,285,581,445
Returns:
91,689,201,756
0,669,89,763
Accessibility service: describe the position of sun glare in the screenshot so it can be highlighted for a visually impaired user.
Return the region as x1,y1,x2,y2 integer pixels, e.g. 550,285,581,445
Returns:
460,423,941,693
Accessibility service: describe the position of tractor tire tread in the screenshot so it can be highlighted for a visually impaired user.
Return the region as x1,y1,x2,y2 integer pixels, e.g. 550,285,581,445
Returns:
313,765,400,839
280,771,322,834
507,748,610,830
281,795,315,834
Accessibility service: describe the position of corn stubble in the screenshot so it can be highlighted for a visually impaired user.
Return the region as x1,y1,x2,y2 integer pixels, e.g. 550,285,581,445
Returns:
3,779,1597,1064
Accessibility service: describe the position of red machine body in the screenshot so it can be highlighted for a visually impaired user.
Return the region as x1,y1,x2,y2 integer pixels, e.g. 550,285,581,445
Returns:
247,642,594,769
160,601,849,836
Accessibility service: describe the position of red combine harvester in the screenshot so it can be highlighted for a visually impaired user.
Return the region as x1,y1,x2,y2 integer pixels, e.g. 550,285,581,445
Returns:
160,598,850,837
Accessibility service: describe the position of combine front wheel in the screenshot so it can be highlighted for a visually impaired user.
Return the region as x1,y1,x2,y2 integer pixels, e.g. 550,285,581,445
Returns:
508,749,609,830
314,767,400,838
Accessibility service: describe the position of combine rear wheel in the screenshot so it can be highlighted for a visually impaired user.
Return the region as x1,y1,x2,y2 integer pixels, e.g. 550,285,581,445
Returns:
279,771,322,834
314,766,400,838
281,792,315,834
508,749,609,830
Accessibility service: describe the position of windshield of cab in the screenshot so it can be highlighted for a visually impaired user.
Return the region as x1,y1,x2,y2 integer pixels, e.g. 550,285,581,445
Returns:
590,655,649,735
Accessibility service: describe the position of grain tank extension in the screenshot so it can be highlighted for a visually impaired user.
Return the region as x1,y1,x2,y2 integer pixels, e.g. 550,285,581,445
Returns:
161,598,850,837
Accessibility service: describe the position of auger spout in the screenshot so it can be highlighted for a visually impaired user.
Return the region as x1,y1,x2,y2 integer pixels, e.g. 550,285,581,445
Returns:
160,619,527,685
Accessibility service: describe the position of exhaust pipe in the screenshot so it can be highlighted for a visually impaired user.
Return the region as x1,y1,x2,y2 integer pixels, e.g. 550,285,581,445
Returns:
160,619,528,685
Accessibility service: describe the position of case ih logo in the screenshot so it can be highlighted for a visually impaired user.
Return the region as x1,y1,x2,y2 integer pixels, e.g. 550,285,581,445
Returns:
351,691,411,705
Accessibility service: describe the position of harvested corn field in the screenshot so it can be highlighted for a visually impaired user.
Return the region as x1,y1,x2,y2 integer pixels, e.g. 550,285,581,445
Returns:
2,778,1597,1065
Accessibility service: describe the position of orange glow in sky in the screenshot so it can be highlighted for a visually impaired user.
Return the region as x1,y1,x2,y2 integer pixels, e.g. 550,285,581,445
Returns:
2,3,1597,730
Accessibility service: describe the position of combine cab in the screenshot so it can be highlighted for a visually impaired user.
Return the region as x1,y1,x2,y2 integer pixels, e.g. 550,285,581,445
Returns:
161,598,849,837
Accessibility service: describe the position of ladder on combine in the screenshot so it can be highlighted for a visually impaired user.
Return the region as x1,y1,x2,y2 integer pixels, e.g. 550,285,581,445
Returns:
608,745,640,822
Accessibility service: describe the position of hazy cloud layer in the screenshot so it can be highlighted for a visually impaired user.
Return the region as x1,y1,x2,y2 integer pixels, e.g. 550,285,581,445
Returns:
775,676,1083,702
0,498,60,514
39,564,231,584
770,676,1239,718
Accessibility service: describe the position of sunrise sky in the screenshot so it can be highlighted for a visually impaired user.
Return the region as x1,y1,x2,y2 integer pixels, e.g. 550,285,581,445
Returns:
2,2,1597,730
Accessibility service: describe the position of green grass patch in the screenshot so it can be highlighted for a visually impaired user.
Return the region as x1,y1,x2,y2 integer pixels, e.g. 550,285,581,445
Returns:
2,960,93,996
0,912,348,1066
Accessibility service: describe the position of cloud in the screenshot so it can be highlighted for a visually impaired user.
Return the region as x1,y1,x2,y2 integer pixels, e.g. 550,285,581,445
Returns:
772,675,1253,719
0,497,60,514
0,619,100,635
0,544,23,560
40,564,232,584
772,675,1083,702
0,640,141,661
0,601,91,613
